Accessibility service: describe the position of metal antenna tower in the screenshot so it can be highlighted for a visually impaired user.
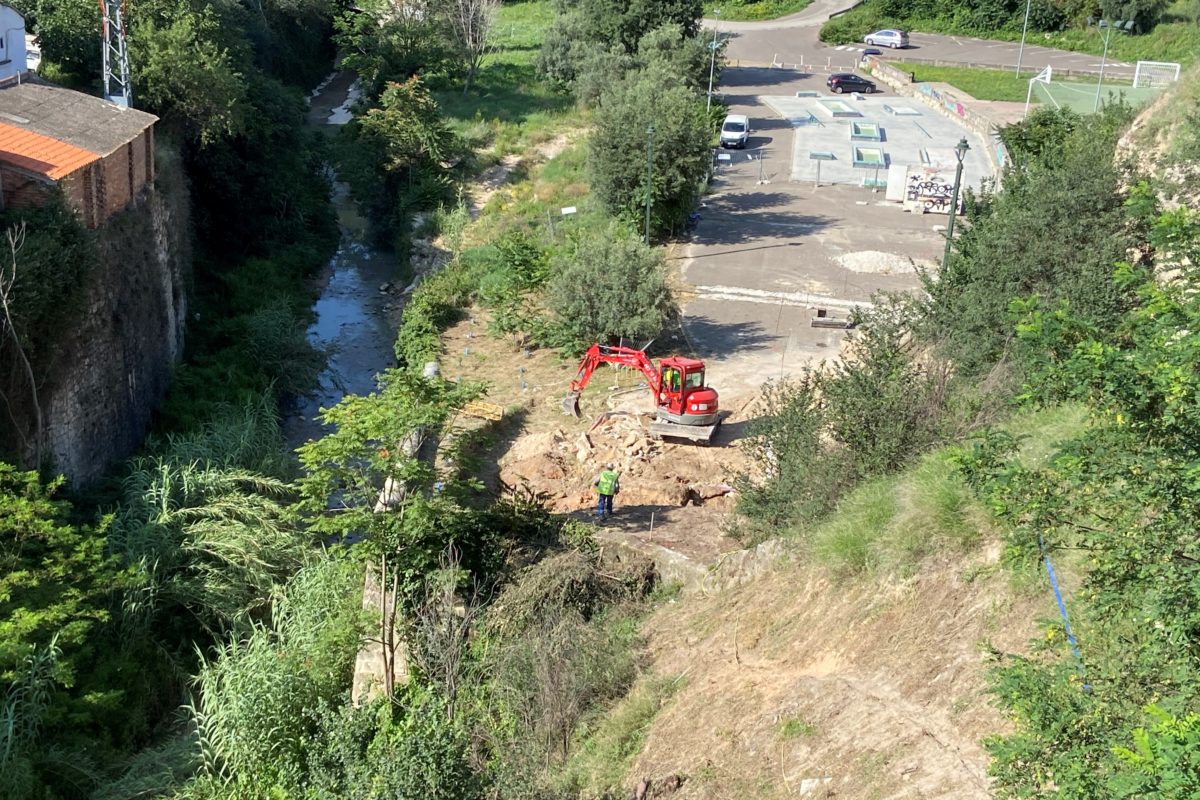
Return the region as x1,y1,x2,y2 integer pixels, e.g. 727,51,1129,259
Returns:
100,0,132,108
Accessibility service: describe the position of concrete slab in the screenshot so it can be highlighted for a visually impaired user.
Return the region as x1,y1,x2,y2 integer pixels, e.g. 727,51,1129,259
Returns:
766,94,992,187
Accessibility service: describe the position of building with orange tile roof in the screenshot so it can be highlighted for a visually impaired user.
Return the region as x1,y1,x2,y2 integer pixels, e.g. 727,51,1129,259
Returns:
0,16,158,229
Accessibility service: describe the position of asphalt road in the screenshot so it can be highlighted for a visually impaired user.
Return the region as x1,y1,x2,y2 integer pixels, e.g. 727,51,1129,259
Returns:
708,0,1136,77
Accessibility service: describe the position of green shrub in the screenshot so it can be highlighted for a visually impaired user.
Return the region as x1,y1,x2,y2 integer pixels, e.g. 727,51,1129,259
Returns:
739,299,970,535
546,224,673,346
923,104,1139,376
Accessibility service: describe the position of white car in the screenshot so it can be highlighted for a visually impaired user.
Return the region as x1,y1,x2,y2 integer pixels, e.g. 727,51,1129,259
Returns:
720,114,750,149
863,29,909,49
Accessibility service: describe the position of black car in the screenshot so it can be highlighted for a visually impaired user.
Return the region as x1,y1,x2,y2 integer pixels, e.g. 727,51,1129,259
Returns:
826,73,878,94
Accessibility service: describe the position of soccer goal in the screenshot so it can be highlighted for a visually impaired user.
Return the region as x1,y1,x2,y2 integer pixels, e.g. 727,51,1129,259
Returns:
1133,60,1181,88
1028,62,1173,116
1025,65,1054,117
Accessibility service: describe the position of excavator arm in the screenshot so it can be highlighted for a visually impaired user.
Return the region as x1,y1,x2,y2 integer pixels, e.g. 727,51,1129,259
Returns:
562,344,662,417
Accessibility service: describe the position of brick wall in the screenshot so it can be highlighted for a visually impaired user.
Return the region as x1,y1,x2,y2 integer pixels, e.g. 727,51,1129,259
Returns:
0,167,53,211
46,126,155,229
96,128,153,223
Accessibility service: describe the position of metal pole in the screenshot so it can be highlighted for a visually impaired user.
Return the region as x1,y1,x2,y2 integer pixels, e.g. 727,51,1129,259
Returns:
1094,23,1111,112
942,154,965,270
1015,0,1033,76
707,10,720,114
644,125,654,245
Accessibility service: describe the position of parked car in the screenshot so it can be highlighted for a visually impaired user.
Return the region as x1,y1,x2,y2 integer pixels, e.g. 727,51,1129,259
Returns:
861,47,883,58
826,73,878,94
720,114,750,148
863,29,909,48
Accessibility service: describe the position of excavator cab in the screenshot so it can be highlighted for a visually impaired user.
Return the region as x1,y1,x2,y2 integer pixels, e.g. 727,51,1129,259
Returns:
657,357,719,426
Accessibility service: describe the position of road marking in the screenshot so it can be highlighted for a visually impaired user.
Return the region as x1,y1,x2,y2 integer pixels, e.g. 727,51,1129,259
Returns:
692,284,875,310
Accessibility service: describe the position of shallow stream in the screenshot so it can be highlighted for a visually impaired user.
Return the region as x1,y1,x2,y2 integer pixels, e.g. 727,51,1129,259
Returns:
282,71,401,450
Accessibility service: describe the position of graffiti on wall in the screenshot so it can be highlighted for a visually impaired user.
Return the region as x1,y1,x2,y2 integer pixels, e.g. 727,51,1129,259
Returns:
917,82,968,119
904,170,958,214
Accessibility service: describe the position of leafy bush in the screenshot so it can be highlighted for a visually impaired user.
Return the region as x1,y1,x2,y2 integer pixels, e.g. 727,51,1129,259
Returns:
546,224,673,346
184,558,362,794
337,76,463,248
923,104,1139,376
304,692,485,800
0,466,116,686
955,207,1200,796
0,199,96,363
539,0,704,86
738,300,986,536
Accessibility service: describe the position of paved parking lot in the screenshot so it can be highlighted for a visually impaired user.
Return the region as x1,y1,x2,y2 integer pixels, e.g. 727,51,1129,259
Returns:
712,0,1138,78
680,67,972,397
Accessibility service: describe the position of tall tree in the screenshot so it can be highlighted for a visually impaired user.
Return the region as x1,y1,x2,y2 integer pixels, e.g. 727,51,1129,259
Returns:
444,0,500,93
589,70,710,237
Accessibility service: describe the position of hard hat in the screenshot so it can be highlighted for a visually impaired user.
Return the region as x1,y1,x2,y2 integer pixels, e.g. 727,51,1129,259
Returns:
606,462,615,470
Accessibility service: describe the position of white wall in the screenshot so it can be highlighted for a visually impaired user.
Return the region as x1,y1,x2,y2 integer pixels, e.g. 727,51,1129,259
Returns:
0,6,27,82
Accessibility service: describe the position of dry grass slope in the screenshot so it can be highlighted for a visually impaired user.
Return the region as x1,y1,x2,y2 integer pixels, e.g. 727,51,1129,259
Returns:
596,406,1090,798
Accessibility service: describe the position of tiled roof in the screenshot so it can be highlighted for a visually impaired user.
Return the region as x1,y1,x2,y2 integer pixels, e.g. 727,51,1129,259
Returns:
0,121,98,179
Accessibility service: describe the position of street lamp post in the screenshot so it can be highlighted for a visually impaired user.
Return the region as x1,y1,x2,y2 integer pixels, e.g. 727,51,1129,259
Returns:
644,125,655,245
941,137,970,271
1015,0,1033,76
707,9,720,113
1094,19,1114,112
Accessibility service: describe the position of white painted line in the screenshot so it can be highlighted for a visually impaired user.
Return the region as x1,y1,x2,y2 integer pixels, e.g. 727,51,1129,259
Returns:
692,284,875,310
835,45,846,50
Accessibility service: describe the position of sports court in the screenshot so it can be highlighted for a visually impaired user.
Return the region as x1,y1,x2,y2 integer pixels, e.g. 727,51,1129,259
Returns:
760,93,992,188
1028,61,1177,113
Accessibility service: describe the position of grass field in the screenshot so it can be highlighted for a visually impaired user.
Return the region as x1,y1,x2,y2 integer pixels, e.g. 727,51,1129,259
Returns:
432,1,577,154
904,65,1049,101
1033,79,1166,112
895,63,1166,111
704,0,812,21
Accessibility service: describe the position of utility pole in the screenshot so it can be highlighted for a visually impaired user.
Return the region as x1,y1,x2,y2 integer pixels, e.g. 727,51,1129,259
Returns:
644,125,654,245
1094,20,1113,112
707,9,720,113
100,0,132,108
1015,0,1033,76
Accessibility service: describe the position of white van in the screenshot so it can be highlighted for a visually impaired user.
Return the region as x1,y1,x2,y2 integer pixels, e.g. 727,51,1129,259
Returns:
720,114,750,149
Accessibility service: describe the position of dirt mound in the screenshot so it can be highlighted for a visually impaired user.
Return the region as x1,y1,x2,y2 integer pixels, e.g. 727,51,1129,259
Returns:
499,410,734,513
437,309,750,562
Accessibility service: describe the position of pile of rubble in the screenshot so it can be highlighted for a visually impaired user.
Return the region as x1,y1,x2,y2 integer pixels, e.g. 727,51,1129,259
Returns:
498,411,735,514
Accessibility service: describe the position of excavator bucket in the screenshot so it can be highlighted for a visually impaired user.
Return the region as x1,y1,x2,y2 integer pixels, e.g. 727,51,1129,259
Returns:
561,391,582,418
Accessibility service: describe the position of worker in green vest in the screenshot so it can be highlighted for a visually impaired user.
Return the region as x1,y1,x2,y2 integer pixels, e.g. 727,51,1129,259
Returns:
594,462,620,520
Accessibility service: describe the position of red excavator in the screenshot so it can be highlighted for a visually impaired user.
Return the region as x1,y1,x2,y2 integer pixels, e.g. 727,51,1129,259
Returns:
562,343,722,442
